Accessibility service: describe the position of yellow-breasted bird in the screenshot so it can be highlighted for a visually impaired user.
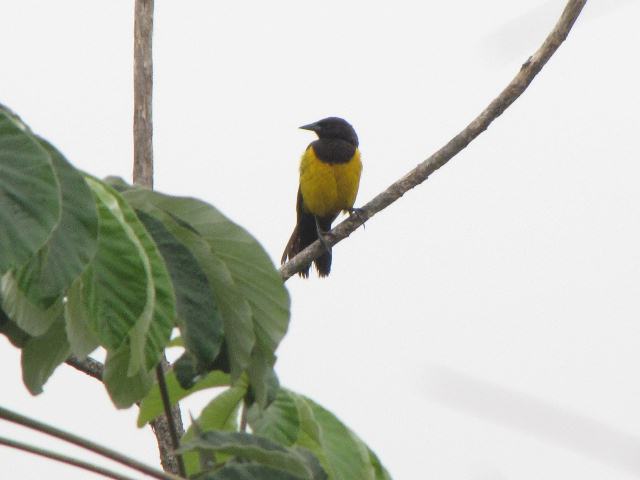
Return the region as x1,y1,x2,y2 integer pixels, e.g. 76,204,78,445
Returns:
281,117,362,277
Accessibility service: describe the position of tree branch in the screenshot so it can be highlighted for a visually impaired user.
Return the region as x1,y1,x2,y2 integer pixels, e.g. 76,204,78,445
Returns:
66,355,104,381
279,0,588,280
133,2,187,476
133,0,154,189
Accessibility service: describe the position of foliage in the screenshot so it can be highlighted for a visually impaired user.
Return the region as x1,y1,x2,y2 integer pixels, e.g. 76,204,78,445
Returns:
0,104,390,478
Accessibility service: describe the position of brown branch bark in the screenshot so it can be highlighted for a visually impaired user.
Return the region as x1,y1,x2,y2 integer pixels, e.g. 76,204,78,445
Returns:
279,0,588,280
65,355,185,476
71,4,185,476
66,355,104,381
133,1,184,476
133,0,154,189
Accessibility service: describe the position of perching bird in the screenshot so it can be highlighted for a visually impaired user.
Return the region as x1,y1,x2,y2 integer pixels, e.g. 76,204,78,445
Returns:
281,117,362,277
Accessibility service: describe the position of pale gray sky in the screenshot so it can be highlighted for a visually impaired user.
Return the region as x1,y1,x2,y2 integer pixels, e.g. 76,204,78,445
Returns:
2,1,640,479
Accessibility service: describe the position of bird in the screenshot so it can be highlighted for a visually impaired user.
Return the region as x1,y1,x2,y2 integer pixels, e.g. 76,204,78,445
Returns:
281,117,362,277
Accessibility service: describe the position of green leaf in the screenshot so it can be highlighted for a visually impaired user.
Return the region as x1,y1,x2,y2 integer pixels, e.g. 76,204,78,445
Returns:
167,196,289,356
13,139,98,307
81,178,175,375
293,394,376,480
367,446,393,480
246,342,278,408
248,388,300,447
0,110,61,274
181,382,248,476
1,272,63,336
77,181,150,352
138,369,229,427
200,463,307,480
102,341,154,409
179,430,324,479
133,208,224,372
64,277,99,359
0,307,29,348
21,315,70,394
121,189,254,381
124,191,289,403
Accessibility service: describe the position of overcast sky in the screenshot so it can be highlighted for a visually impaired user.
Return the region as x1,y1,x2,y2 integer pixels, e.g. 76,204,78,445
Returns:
2,1,640,479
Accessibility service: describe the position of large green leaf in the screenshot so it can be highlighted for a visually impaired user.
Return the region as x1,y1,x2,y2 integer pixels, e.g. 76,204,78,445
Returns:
0,307,29,348
165,197,289,355
0,110,61,274
179,430,325,479
122,189,254,381
13,139,98,307
293,394,376,480
248,388,391,479
124,191,289,403
72,181,149,351
75,179,175,377
21,314,70,394
1,272,63,336
181,382,247,476
246,342,279,408
64,277,99,359
133,207,224,372
138,369,229,427
102,341,154,409
248,387,300,447
167,197,289,406
367,446,393,480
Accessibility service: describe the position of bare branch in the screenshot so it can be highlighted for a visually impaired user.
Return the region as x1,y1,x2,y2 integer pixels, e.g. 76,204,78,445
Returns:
133,2,186,476
133,0,154,188
280,0,588,280
66,355,104,381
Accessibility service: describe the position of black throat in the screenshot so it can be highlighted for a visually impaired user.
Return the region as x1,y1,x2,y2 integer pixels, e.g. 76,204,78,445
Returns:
311,139,357,164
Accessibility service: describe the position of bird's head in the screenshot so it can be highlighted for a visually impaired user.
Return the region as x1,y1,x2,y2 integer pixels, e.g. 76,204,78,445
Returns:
299,117,359,146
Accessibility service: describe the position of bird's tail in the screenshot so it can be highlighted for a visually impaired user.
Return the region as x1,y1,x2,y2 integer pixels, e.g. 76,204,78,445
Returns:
281,211,332,277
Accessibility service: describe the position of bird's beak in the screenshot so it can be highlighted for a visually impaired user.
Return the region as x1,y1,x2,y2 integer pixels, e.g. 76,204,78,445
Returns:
299,121,320,132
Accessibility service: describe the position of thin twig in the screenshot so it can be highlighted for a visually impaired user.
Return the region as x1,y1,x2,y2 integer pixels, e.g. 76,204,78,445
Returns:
0,406,182,480
279,0,588,280
0,436,139,480
66,355,104,381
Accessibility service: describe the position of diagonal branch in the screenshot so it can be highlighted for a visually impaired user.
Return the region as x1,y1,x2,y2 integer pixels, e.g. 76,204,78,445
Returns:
279,0,588,281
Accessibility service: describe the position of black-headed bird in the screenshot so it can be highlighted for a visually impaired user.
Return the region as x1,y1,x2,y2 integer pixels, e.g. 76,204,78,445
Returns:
281,117,362,277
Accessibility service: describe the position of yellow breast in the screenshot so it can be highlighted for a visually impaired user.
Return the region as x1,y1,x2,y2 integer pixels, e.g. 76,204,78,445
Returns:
299,146,362,219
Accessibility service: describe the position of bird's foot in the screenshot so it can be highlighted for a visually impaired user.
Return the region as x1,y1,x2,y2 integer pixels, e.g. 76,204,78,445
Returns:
314,217,334,253
347,207,367,228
